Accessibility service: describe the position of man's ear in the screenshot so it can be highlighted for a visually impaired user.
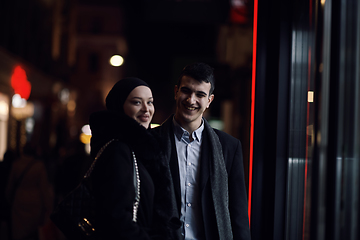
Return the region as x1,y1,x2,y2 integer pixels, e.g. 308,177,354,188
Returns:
174,85,179,100
207,94,214,108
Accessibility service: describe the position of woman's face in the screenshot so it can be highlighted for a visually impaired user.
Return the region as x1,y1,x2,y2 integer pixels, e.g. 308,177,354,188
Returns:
123,86,155,128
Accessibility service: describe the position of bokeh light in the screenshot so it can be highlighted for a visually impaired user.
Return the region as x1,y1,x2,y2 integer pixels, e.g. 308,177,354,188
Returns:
109,55,124,67
12,94,27,108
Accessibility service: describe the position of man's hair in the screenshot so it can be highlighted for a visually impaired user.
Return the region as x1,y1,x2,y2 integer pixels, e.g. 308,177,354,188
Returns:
177,62,215,95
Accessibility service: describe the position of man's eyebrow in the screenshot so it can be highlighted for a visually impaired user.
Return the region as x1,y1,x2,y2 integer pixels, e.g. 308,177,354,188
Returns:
180,86,190,91
180,86,208,96
196,91,207,96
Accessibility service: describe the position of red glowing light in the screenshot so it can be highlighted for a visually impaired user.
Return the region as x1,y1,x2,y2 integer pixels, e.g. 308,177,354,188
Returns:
230,7,249,24
248,0,258,226
11,66,31,100
230,0,249,24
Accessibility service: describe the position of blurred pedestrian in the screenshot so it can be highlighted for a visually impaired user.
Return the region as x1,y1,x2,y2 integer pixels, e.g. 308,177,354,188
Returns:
5,144,53,240
0,150,16,240
54,139,92,201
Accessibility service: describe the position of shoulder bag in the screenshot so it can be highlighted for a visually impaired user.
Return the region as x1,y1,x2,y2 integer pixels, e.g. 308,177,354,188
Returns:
50,139,140,240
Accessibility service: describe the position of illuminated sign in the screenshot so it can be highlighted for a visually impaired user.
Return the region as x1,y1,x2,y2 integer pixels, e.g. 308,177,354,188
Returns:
11,66,31,100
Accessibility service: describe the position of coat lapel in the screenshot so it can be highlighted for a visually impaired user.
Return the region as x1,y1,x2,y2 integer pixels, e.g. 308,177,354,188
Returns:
169,135,181,212
200,129,210,192
159,117,182,215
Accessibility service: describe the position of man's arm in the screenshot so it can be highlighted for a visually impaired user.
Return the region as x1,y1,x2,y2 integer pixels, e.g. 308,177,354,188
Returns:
228,140,251,240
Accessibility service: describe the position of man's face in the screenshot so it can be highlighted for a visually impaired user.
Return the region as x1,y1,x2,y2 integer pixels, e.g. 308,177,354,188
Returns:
174,76,214,130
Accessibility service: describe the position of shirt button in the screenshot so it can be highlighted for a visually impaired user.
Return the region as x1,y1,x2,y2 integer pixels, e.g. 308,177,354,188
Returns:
187,203,191,207
187,183,191,186
185,224,189,228
188,162,191,166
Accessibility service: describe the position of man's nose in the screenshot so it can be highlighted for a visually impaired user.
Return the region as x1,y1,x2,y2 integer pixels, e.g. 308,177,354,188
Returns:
186,94,196,103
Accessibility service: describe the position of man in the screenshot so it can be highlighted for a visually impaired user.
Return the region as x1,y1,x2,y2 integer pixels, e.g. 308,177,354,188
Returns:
153,62,251,240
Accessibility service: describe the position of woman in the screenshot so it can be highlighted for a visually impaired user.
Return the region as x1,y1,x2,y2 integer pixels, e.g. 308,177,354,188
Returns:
89,77,173,239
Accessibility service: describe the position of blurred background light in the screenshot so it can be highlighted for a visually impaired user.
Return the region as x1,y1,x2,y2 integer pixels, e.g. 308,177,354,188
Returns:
12,94,27,108
0,100,9,116
208,119,224,130
59,88,70,104
150,123,160,128
11,66,31,100
11,101,34,120
81,124,92,135
80,133,91,144
85,142,91,155
308,91,314,103
80,124,92,145
67,100,76,112
109,55,124,67
25,117,35,133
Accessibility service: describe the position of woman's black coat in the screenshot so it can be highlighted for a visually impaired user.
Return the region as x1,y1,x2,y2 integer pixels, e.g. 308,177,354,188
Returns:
89,110,173,240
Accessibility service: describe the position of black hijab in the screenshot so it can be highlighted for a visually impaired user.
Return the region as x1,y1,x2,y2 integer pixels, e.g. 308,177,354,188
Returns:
90,77,152,158
105,77,150,114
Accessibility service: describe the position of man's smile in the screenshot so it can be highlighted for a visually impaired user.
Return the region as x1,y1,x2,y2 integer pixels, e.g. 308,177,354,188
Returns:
183,104,198,111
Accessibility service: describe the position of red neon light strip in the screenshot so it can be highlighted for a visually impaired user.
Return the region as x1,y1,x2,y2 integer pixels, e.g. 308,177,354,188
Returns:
302,48,312,240
302,1,313,237
248,0,258,226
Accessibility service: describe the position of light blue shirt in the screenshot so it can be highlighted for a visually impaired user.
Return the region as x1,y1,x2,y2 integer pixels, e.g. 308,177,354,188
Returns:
173,119,205,240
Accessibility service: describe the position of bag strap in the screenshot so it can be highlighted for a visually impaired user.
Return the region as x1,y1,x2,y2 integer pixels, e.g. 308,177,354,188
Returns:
132,151,140,222
83,139,140,222
84,139,116,178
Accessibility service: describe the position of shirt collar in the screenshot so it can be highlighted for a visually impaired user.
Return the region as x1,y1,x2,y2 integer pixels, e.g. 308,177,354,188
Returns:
173,117,204,142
